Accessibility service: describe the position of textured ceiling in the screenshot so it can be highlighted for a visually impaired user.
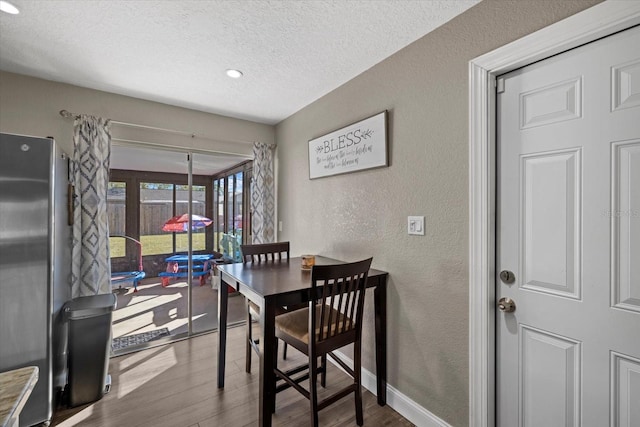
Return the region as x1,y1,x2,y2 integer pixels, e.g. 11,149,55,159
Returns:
0,0,479,125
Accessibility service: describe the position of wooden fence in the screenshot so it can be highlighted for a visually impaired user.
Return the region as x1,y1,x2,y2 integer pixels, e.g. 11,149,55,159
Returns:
108,200,206,236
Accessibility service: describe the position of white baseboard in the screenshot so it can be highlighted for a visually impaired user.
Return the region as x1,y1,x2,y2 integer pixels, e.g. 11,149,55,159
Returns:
331,350,451,427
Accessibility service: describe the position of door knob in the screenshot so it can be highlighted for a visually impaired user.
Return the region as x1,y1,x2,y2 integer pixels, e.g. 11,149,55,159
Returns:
498,297,516,313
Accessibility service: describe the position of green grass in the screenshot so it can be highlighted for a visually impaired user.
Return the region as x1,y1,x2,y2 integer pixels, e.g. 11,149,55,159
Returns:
110,233,208,257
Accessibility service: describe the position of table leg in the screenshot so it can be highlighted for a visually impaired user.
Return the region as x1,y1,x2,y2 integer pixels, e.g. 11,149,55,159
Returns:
374,278,387,406
259,300,277,427
217,275,229,388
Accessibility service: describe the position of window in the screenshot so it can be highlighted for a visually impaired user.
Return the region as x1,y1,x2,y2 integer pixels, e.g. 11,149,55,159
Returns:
135,181,210,256
212,162,252,253
174,184,206,253
140,182,174,256
234,171,243,234
109,162,250,261
213,178,225,250
107,181,126,257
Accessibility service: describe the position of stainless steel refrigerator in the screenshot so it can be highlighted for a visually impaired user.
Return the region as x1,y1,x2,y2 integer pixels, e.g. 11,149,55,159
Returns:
0,132,72,426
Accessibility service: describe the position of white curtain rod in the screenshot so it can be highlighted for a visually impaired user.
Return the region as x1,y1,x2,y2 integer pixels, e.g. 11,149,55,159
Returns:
59,109,258,147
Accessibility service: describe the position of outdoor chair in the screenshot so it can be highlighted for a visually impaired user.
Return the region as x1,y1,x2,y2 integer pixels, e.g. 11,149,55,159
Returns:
273,257,373,426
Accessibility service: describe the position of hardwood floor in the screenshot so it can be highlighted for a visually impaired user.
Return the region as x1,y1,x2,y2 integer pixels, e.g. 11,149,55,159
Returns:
53,325,413,426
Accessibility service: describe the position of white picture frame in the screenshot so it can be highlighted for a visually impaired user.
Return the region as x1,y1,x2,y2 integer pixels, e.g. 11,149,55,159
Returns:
308,111,388,179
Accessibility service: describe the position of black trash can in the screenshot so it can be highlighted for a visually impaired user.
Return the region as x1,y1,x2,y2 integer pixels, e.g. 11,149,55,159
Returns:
64,293,117,407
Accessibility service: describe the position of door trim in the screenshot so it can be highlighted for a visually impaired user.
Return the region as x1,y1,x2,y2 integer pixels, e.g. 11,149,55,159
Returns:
468,2,640,426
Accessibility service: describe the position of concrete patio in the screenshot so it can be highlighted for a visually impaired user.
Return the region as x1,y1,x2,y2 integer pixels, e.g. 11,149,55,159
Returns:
111,277,246,352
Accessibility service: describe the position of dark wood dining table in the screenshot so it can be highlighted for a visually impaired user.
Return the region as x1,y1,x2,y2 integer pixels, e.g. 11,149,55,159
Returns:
216,256,388,427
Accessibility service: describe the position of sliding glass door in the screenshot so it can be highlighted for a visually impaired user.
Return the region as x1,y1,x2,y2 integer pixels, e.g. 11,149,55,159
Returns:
108,145,251,353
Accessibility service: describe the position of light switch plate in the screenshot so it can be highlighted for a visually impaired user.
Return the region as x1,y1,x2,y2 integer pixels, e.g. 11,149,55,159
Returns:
408,216,425,235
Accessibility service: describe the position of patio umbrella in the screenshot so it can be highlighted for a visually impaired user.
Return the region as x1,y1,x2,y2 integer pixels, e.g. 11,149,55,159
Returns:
162,214,212,232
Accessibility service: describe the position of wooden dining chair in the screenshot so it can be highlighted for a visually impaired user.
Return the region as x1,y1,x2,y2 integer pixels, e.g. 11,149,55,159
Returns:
273,257,373,426
240,241,292,373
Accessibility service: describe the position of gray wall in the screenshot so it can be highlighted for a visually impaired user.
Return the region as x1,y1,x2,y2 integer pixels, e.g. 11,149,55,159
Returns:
0,71,274,157
275,1,601,425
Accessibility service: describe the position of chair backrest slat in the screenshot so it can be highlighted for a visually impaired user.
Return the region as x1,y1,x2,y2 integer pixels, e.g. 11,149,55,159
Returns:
336,282,346,334
344,276,357,332
240,242,290,264
310,258,372,344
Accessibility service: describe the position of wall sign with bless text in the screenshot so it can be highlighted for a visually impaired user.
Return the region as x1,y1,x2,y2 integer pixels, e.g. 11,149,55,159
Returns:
308,111,388,179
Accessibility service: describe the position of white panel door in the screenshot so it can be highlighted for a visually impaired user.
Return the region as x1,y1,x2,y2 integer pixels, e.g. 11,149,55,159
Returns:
497,25,640,427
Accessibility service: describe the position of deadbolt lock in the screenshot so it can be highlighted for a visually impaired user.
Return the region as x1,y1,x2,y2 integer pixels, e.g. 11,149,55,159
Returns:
500,270,515,284
498,297,516,313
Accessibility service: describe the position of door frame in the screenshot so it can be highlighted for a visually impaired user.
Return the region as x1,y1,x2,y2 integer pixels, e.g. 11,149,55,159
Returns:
468,2,640,426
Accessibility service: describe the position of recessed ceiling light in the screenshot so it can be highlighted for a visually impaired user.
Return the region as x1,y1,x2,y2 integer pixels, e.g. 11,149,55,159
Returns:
226,69,243,79
0,1,20,14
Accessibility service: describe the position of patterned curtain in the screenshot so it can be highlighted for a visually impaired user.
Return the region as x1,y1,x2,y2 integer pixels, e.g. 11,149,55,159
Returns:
71,115,112,297
251,142,276,243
